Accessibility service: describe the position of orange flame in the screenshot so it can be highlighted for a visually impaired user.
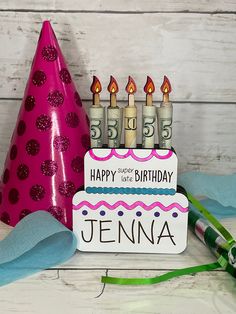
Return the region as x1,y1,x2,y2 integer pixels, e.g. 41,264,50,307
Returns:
107,76,119,94
125,76,137,94
144,76,155,94
90,76,102,94
160,75,172,94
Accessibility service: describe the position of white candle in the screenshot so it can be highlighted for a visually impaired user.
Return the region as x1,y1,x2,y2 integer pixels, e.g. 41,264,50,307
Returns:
142,76,156,148
89,76,104,148
157,76,173,149
107,76,122,148
124,76,137,148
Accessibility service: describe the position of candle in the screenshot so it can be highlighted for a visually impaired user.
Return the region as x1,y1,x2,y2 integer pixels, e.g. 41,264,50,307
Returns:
107,76,122,148
142,76,156,148
89,76,105,148
124,76,137,148
157,75,173,149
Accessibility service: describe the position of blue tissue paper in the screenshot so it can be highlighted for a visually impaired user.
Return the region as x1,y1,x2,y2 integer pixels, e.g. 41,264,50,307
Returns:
0,211,77,286
178,172,236,219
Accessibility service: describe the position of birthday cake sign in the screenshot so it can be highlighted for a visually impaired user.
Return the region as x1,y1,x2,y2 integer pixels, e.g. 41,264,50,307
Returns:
73,148,188,253
73,76,189,254
86,148,177,192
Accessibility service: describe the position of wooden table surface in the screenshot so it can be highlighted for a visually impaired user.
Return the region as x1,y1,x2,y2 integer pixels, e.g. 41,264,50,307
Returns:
0,217,235,314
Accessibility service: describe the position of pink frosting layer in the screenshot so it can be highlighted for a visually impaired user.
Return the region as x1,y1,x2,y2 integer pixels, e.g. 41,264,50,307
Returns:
73,200,188,213
89,149,173,162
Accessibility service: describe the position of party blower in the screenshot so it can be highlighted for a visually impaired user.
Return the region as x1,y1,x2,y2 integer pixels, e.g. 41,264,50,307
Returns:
0,21,89,229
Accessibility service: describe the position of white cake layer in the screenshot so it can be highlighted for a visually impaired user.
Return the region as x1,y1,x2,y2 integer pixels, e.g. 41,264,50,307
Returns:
73,191,188,254
85,148,178,192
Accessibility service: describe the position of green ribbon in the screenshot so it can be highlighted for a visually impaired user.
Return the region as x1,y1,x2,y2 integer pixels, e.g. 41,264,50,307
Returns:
187,193,235,248
102,262,221,285
101,193,236,285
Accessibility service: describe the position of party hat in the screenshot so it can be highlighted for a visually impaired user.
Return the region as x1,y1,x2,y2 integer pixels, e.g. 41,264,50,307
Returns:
0,21,89,229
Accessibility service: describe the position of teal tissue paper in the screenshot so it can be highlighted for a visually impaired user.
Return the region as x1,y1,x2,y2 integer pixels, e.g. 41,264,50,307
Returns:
0,211,77,286
178,172,236,219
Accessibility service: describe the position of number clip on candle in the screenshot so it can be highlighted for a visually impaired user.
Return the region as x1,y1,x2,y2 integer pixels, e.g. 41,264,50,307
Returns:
107,76,122,148
157,76,173,149
124,76,137,148
142,76,156,148
89,76,105,148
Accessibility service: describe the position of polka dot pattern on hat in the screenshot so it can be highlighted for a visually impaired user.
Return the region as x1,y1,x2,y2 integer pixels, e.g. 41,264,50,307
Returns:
25,95,36,112
42,45,58,62
17,164,30,180
36,114,52,131
59,181,76,198
19,209,32,220
41,160,58,176
47,90,64,107
53,135,70,152
65,112,79,128
59,68,71,84
26,139,40,156
48,206,64,222
0,21,89,230
30,184,45,201
32,70,47,86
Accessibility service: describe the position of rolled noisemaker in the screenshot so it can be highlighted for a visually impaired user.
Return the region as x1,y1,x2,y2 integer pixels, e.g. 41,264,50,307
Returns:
188,208,236,277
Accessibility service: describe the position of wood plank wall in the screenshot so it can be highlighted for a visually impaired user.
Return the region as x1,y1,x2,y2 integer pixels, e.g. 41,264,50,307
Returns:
0,1,236,174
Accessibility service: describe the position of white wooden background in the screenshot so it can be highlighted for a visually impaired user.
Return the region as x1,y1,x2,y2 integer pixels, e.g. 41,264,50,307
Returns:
0,2,236,313
0,1,236,175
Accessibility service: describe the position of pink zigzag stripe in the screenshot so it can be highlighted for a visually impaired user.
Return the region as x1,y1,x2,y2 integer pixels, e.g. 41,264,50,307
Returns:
73,200,188,213
89,149,173,162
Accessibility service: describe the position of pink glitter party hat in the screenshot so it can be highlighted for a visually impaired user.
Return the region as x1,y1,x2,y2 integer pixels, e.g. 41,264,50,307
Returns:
0,21,90,229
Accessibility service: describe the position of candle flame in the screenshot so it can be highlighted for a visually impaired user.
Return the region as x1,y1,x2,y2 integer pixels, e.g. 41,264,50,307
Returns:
125,76,137,94
90,76,102,94
107,76,119,94
144,76,155,94
160,75,172,94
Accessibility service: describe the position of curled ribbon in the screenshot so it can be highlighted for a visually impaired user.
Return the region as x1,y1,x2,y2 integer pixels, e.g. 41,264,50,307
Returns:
101,193,236,285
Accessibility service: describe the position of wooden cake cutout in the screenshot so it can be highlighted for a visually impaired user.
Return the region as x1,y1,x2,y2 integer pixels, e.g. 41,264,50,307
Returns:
73,148,189,254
